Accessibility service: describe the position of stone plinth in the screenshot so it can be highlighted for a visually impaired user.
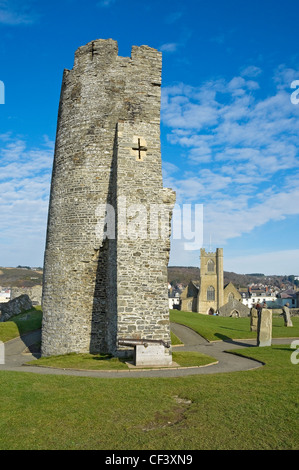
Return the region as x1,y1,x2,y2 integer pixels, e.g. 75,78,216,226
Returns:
134,344,172,366
257,309,272,347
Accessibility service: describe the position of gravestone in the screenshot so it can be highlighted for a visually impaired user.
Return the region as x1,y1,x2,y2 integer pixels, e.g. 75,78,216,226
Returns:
250,307,258,332
282,304,293,327
257,308,272,347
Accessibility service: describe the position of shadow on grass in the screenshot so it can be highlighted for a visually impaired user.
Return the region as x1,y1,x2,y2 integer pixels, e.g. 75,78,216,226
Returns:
7,307,43,337
92,354,113,361
217,325,249,333
215,333,257,347
271,346,294,352
17,335,42,360
214,333,232,342
91,354,133,364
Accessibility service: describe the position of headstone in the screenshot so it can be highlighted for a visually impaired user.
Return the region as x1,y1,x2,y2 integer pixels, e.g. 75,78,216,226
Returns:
282,304,293,327
257,308,272,347
250,307,258,332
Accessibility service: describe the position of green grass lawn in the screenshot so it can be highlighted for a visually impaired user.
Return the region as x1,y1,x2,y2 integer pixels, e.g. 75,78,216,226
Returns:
170,309,299,342
0,307,42,342
170,330,184,346
0,344,298,450
28,350,217,370
0,308,298,449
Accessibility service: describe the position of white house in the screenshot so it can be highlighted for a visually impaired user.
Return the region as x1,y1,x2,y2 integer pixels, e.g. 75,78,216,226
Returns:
242,293,277,309
0,289,11,303
169,293,180,309
241,289,297,309
168,284,181,309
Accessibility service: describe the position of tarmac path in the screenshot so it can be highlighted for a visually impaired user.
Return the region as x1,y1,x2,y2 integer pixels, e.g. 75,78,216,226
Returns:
0,323,297,379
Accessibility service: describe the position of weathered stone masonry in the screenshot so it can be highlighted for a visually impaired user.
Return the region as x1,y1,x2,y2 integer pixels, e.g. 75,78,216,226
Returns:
41,39,175,357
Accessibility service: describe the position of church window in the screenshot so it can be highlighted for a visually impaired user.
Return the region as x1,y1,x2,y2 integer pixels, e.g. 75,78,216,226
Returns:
228,292,234,302
207,286,215,301
207,259,214,272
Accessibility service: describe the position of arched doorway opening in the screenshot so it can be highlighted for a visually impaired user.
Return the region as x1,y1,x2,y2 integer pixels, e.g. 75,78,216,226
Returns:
230,310,240,318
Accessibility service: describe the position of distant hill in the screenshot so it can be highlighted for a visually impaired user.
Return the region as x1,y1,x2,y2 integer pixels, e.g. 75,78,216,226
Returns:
0,265,292,290
168,266,289,289
0,267,43,288
167,266,200,286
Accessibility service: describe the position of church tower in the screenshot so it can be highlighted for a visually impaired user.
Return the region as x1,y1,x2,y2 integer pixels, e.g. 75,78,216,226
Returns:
197,248,224,314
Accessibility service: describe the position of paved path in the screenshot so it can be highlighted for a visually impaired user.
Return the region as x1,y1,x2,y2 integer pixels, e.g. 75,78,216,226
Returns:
1,324,297,379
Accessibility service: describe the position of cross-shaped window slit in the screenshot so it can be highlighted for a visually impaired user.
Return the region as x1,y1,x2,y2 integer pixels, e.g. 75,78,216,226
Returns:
132,138,147,160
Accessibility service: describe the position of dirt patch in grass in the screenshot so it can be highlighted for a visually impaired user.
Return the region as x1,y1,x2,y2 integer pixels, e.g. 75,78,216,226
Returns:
141,395,193,432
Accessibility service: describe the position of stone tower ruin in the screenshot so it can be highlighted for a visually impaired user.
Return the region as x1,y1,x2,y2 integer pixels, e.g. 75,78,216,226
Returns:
41,39,176,360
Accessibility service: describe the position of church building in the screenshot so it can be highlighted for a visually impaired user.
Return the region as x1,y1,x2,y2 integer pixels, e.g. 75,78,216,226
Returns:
180,248,249,317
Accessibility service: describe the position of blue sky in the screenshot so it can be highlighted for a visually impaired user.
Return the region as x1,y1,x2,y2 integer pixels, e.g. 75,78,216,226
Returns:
0,0,299,275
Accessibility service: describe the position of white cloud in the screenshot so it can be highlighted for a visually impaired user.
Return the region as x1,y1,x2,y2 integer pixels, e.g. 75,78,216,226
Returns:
96,0,116,8
0,135,53,266
162,84,219,130
240,65,262,78
165,11,183,24
159,43,179,53
161,65,299,257
274,65,299,90
0,0,38,25
201,188,299,247
162,161,180,180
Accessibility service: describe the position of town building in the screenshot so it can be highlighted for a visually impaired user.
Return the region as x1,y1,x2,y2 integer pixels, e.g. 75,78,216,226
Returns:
0,289,10,303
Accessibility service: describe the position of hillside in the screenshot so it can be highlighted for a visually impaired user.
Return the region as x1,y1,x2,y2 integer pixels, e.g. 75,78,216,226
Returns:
0,265,293,290
168,266,290,289
167,266,256,288
0,267,43,288
167,266,200,286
